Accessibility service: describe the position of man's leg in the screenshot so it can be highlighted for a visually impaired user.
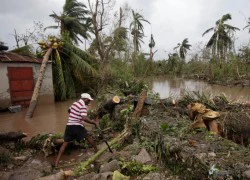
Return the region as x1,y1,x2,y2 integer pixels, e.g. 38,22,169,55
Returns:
54,141,69,166
86,136,98,152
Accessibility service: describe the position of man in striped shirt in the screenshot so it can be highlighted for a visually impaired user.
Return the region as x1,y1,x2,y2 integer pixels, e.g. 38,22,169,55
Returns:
55,93,99,167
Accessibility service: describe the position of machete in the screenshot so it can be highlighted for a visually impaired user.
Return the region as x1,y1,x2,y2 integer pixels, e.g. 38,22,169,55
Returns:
98,127,113,153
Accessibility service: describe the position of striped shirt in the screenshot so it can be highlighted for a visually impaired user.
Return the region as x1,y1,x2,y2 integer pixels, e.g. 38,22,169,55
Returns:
67,99,87,127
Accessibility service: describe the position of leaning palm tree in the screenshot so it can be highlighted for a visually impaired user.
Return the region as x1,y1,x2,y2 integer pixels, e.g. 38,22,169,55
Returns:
26,36,97,118
202,13,239,68
174,38,191,60
26,37,60,118
45,0,96,101
45,0,91,44
130,10,150,54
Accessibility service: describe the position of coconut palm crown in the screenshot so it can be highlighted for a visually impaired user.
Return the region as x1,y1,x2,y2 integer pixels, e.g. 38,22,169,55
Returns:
174,38,191,60
130,10,150,53
202,13,239,66
46,0,91,44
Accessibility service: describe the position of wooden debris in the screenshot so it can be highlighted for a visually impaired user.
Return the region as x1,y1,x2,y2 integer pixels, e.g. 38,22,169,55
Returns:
37,170,73,180
0,131,27,142
132,90,147,124
188,103,220,135
97,96,121,119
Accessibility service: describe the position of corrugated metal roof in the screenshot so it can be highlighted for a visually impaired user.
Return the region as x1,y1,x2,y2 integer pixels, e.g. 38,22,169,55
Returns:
0,52,43,63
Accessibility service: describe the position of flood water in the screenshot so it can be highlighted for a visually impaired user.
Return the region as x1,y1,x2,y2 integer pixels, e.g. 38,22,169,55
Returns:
149,76,250,102
1,77,250,138
0,97,75,139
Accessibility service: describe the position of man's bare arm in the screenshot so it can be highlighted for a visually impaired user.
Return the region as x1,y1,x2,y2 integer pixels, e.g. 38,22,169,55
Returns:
82,116,99,127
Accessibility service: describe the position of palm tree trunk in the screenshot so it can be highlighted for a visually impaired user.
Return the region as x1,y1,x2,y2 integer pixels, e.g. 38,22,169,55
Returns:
26,48,52,119
235,64,240,80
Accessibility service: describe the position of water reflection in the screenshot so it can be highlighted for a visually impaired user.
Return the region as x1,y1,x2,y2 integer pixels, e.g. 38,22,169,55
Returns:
150,76,250,102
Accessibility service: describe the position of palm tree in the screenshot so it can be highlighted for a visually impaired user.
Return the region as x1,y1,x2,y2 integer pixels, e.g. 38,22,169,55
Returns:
26,36,97,118
26,38,57,118
202,13,239,67
46,0,91,44
167,53,179,74
149,34,156,61
130,10,150,54
174,38,191,60
45,0,96,101
50,35,96,101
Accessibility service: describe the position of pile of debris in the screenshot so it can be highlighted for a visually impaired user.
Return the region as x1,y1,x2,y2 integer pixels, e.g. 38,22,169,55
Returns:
1,91,250,179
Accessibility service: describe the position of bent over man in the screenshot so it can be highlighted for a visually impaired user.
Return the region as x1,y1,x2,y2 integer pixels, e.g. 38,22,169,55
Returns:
54,93,99,167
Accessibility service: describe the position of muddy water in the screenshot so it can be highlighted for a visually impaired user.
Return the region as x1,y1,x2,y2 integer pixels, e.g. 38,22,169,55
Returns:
1,77,250,138
0,96,74,139
149,76,250,102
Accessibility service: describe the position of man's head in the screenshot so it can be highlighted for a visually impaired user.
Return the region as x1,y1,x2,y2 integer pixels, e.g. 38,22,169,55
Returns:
81,93,93,105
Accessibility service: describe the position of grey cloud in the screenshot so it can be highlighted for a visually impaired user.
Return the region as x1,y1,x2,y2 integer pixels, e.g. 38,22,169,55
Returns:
0,0,250,59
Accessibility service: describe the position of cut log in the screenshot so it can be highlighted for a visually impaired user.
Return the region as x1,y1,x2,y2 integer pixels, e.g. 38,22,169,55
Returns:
189,114,206,129
202,110,220,135
97,96,121,119
0,131,27,142
188,103,220,135
132,90,147,124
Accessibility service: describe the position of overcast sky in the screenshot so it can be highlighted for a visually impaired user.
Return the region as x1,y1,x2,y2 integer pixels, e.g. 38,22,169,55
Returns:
1,0,250,59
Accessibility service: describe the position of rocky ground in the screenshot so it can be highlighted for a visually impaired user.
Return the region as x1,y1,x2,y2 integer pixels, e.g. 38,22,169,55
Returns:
1,93,250,180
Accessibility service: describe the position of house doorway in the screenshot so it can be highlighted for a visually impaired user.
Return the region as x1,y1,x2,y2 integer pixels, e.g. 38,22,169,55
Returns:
8,67,34,107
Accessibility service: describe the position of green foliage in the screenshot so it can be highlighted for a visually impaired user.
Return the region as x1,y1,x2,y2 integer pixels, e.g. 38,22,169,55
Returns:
51,133,63,140
120,105,134,117
99,114,110,130
166,53,182,75
174,38,191,60
119,160,157,176
10,45,35,57
202,13,239,67
14,141,27,153
160,123,177,133
132,123,140,138
109,58,134,85
183,55,207,76
0,152,11,165
105,58,147,95
130,9,150,53
151,60,169,75
139,136,156,152
113,27,128,52
133,54,151,76
51,35,97,101
46,0,91,44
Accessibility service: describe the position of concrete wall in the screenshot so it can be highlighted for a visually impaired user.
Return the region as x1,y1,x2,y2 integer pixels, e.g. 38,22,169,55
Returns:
0,63,54,108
